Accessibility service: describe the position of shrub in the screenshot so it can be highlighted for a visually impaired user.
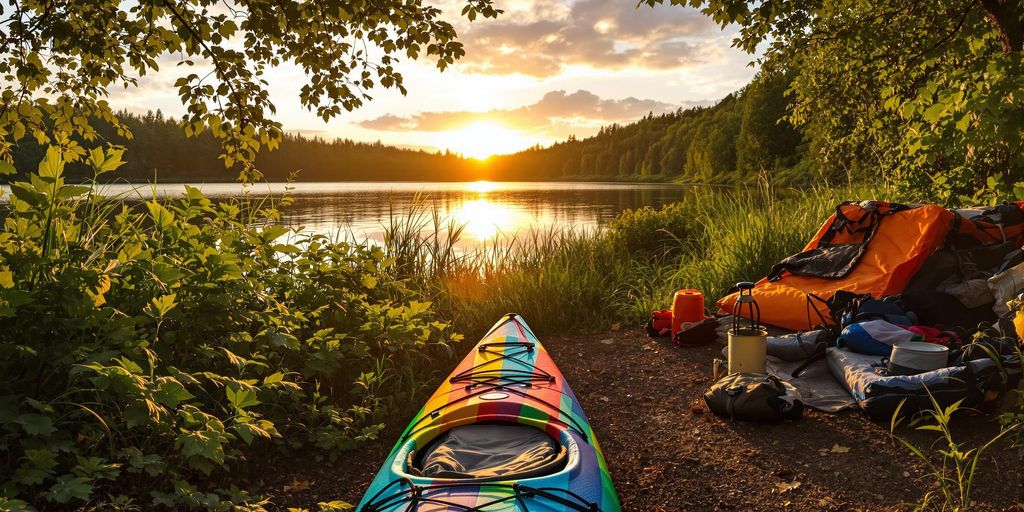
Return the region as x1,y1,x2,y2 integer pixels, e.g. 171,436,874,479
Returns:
0,147,458,510
605,201,696,256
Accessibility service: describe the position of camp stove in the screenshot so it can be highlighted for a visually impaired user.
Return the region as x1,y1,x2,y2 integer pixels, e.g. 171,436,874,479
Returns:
728,282,768,373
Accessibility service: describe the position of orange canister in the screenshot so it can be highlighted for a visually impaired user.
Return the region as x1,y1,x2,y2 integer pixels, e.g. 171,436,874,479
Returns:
671,289,704,336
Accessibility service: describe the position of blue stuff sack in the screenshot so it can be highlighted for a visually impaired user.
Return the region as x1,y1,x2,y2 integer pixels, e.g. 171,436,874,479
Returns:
839,319,923,356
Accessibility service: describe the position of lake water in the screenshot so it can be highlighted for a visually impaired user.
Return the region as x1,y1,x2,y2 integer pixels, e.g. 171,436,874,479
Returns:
82,181,692,247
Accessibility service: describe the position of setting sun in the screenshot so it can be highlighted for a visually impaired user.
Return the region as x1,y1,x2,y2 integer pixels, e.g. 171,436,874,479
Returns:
436,122,532,160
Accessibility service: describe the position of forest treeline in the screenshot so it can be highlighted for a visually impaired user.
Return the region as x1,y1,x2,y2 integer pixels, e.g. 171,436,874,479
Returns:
6,73,819,184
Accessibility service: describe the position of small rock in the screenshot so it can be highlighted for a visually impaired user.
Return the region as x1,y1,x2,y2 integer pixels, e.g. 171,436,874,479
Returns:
902,471,910,478
775,481,801,493
599,338,614,345
829,444,851,454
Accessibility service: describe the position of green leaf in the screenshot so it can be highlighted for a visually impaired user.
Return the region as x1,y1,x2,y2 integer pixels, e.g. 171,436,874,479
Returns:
44,475,93,504
317,501,354,511
921,103,946,123
0,270,14,288
16,413,56,436
0,160,15,175
151,262,186,285
361,275,378,289
155,377,194,408
37,146,65,179
226,386,260,411
146,293,177,318
146,201,175,229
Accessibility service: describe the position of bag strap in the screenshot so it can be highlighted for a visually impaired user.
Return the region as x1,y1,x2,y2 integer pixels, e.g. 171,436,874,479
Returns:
791,351,827,378
805,293,833,331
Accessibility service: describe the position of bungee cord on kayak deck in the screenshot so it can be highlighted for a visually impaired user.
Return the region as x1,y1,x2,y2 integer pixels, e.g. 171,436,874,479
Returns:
449,341,555,388
399,337,592,444
359,478,603,512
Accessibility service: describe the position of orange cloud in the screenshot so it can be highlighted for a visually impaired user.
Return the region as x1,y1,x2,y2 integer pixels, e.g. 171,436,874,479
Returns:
359,89,710,141
455,0,723,77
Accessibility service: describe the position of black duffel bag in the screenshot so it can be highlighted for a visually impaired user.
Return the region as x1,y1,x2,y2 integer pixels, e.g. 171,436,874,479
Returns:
704,373,804,423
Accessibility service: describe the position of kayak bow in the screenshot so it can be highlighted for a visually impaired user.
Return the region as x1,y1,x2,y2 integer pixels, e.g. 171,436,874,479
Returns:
356,313,621,511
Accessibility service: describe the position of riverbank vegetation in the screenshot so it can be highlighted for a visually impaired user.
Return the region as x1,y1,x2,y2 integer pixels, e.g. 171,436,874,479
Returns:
0,144,852,509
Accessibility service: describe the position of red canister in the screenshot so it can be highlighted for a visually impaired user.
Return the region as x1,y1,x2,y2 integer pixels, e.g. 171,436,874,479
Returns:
671,289,704,335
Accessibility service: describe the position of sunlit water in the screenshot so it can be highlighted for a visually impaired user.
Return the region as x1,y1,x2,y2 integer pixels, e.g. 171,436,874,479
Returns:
17,181,693,248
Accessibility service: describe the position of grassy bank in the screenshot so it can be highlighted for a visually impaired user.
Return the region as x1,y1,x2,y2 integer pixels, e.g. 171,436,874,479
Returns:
385,183,879,338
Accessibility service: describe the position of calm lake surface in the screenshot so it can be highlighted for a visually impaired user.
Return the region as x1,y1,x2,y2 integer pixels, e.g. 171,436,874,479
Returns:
88,181,691,247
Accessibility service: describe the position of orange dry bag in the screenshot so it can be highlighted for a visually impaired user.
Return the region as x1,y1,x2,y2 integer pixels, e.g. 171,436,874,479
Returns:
672,289,704,336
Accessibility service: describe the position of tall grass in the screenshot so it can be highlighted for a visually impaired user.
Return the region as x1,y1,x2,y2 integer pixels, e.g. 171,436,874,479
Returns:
383,184,880,338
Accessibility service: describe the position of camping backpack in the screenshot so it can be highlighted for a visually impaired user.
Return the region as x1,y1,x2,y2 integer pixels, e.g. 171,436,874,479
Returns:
704,373,804,423
809,291,918,331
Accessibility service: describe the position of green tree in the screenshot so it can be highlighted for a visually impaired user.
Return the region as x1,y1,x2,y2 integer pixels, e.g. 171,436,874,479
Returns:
644,0,1024,203
0,0,501,179
735,72,802,177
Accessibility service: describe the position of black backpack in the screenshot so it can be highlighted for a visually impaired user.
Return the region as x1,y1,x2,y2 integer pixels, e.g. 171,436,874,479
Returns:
704,373,804,423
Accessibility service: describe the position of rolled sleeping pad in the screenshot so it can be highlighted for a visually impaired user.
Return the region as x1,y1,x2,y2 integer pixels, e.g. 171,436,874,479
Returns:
826,347,976,421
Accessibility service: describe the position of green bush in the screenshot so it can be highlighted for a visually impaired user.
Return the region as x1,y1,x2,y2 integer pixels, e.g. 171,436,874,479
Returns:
605,201,696,256
0,147,458,510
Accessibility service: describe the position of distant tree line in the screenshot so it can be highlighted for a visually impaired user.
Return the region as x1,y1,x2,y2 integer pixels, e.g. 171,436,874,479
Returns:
481,72,815,183
6,73,824,184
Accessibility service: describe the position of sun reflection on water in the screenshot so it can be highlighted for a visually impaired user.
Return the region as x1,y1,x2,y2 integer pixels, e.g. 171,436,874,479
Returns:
465,180,499,194
454,198,530,242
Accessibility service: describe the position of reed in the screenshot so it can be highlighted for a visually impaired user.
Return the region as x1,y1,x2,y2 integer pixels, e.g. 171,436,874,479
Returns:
384,183,880,338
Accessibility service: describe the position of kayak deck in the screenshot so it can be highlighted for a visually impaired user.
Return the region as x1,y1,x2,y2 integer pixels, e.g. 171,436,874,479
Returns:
357,314,621,511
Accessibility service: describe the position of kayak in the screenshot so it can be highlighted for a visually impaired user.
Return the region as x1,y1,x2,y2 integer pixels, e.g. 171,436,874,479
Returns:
356,313,622,511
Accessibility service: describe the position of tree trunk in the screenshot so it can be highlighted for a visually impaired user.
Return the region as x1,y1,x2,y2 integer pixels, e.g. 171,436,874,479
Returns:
976,0,1024,51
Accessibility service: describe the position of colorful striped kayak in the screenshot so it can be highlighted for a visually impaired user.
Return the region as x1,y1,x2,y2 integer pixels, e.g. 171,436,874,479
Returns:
356,314,621,511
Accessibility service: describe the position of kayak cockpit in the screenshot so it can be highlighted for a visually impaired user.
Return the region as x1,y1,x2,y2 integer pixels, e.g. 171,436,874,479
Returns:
406,423,568,481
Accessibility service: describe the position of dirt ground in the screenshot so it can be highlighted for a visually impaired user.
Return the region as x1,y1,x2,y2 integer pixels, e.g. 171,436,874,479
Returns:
267,328,1024,511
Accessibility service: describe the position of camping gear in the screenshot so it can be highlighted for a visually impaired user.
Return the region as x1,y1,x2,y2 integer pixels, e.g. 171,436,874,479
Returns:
840,295,917,327
728,282,768,373
703,372,804,422
1015,311,1024,340
719,201,1024,330
905,326,960,347
902,291,997,330
671,289,705,336
645,309,672,337
355,314,621,512
673,317,720,347
827,346,1018,420
887,341,950,375
766,201,911,282
839,320,923,357
988,260,1024,316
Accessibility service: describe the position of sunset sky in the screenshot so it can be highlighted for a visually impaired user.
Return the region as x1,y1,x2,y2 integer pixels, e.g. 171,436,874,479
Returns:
109,0,756,156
